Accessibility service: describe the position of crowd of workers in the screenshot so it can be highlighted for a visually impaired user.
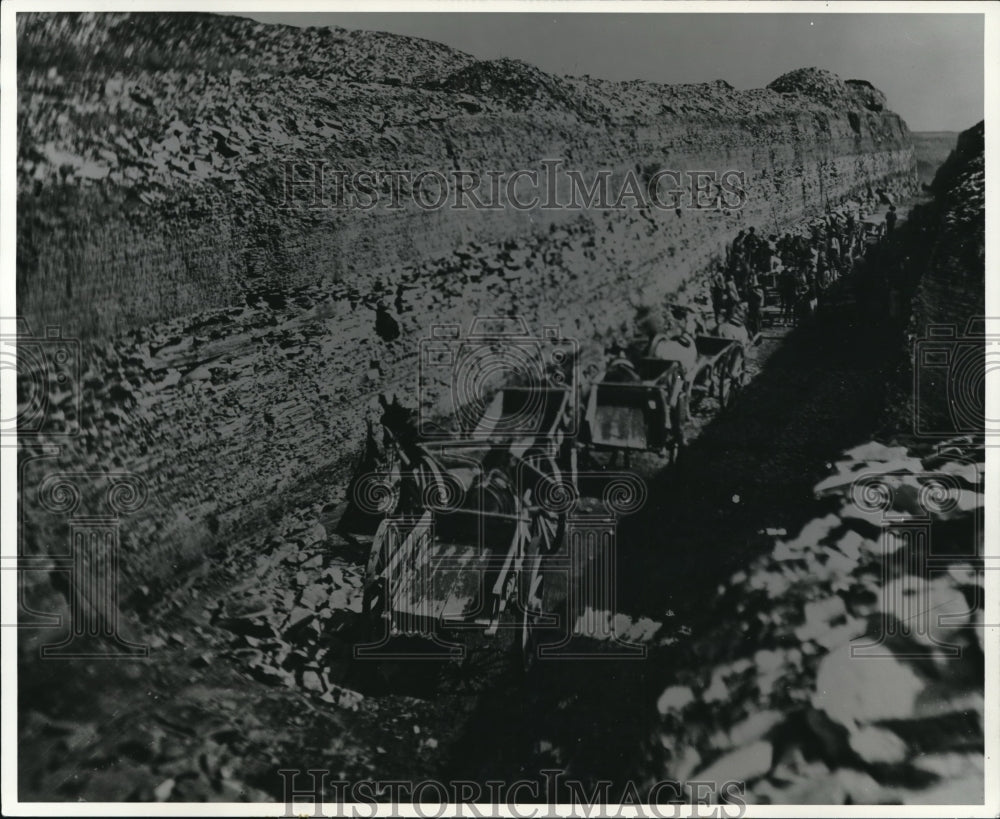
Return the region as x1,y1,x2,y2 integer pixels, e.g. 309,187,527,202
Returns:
611,202,897,373
593,200,900,449
711,203,896,337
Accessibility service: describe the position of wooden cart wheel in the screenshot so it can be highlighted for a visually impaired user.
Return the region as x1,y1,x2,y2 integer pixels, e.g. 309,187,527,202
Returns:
520,572,544,672
720,348,745,408
518,509,556,672
361,518,392,629
718,367,732,407
516,449,568,671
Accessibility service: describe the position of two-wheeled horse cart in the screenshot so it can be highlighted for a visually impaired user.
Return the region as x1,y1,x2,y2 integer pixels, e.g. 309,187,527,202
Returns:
583,333,745,464
344,387,575,667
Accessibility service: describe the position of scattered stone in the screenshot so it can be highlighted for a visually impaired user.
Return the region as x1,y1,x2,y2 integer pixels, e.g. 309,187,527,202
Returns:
694,741,773,787
782,767,884,804
656,685,695,715
219,615,275,641
284,607,314,631
813,647,924,727
770,745,829,784
245,661,289,687
795,596,848,642
301,554,323,569
849,725,908,764
153,778,175,801
319,683,364,710
911,751,983,780
728,710,783,748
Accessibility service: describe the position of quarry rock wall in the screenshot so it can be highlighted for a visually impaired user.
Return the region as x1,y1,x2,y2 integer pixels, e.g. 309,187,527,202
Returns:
16,13,918,590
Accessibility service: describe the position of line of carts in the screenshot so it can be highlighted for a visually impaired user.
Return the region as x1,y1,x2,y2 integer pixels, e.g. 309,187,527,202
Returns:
339,322,750,668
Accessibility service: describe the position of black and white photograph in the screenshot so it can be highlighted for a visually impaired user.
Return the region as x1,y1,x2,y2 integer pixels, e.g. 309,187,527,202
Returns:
1,2,995,815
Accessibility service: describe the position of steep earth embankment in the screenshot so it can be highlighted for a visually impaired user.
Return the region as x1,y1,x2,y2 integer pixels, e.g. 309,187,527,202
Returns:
881,121,985,438
17,12,917,592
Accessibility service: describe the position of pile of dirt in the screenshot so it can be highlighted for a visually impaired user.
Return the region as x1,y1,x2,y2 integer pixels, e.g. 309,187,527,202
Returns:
768,68,887,112
428,58,590,114
211,507,367,707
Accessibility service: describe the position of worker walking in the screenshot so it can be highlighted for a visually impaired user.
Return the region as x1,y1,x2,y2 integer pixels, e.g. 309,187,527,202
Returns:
885,205,897,236
648,317,698,448
746,276,764,338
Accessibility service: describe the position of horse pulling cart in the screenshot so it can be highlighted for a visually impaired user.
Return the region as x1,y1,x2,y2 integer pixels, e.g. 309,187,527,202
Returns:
342,387,576,667
583,332,745,464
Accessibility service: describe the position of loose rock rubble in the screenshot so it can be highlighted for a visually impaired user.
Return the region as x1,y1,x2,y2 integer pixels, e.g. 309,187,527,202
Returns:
211,506,367,708
20,698,275,802
652,439,985,805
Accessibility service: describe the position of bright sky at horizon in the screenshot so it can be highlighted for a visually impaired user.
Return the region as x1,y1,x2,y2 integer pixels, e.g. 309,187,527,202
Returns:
243,12,983,133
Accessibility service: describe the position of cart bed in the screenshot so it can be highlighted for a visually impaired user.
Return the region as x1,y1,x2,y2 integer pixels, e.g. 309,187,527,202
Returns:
588,382,669,451
375,518,514,631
